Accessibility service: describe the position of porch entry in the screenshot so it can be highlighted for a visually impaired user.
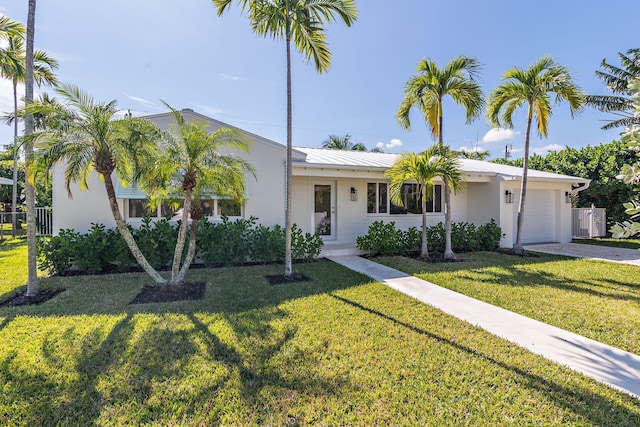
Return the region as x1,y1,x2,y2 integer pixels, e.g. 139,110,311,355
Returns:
313,181,336,240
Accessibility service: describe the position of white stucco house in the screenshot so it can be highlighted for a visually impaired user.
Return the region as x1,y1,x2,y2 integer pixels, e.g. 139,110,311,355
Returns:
52,110,590,251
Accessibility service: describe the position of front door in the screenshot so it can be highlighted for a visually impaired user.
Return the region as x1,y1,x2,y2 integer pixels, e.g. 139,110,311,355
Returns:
313,182,335,240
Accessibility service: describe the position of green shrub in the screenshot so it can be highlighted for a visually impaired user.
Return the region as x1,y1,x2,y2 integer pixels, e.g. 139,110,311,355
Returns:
356,221,405,256
357,220,504,256
37,228,81,275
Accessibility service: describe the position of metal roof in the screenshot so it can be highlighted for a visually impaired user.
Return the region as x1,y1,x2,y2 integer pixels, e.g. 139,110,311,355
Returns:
293,147,588,183
0,177,13,185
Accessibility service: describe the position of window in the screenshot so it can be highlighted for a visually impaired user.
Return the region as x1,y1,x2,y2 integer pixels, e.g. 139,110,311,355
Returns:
127,198,241,219
128,199,154,218
367,183,442,214
367,183,388,213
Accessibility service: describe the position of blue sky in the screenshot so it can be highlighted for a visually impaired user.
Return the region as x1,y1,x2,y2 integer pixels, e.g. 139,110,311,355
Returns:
1,0,638,159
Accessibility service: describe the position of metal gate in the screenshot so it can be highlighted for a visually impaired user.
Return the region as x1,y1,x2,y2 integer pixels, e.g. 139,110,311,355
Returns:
572,206,606,238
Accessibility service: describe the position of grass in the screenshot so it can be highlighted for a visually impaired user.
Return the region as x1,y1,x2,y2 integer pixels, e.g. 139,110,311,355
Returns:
377,252,640,355
1,242,639,425
573,238,640,250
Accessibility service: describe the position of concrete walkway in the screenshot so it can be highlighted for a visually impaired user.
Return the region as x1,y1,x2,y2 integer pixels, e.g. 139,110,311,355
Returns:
327,255,640,399
525,243,640,266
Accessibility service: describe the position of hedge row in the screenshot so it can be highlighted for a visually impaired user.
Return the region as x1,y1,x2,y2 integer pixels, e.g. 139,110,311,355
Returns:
356,219,503,256
38,216,323,275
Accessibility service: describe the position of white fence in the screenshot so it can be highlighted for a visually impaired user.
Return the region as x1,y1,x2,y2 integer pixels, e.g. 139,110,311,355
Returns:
0,207,53,236
572,207,606,238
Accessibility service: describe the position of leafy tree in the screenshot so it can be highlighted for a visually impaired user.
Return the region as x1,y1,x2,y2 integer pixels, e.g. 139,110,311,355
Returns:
396,56,483,259
140,105,255,285
385,145,462,258
33,83,168,284
487,56,585,254
586,48,640,130
321,133,366,151
0,32,57,236
610,78,640,238
212,0,358,278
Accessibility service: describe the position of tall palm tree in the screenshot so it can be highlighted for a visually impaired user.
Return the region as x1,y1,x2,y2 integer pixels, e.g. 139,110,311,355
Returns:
24,0,39,296
212,0,358,278
586,48,640,130
322,133,366,151
0,34,58,236
385,145,462,258
33,83,167,284
396,56,484,260
141,104,255,285
486,56,585,254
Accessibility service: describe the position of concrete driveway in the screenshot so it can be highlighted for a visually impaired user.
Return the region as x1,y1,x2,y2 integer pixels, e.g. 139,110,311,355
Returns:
524,243,640,266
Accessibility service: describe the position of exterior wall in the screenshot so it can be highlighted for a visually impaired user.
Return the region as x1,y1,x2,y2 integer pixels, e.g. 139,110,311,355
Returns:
501,181,574,246
52,111,287,234
291,175,471,245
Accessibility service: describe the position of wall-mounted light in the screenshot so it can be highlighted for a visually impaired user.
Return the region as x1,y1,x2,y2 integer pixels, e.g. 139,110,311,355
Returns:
350,187,358,201
505,190,513,204
565,191,572,204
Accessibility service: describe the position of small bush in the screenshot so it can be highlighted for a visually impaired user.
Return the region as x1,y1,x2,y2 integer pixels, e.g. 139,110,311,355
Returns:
356,221,405,256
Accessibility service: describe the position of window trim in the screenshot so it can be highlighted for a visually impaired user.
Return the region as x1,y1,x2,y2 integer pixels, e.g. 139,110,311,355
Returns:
366,182,442,215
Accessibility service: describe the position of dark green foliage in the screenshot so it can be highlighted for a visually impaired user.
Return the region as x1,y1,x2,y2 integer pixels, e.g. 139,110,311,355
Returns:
197,217,323,266
356,221,406,256
197,216,257,267
493,140,639,227
38,217,324,275
357,220,503,256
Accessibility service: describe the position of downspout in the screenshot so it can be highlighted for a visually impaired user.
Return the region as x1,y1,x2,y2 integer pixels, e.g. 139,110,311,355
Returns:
568,180,590,196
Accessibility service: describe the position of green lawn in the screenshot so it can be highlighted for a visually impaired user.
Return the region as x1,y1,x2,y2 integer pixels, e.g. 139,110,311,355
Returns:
377,252,640,355
573,238,640,250
1,242,639,425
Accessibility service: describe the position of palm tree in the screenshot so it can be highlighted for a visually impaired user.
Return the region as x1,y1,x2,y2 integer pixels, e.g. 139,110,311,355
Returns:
33,83,168,284
0,34,58,237
586,48,640,130
322,133,366,151
212,0,358,278
396,56,484,260
24,0,39,296
385,145,462,258
458,148,490,160
486,56,585,254
140,104,255,285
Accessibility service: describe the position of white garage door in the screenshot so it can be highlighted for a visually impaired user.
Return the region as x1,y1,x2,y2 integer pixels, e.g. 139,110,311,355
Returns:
514,189,556,244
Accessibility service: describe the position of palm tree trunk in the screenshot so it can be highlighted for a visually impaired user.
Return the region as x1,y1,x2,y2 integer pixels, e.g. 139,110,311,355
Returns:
438,109,456,260
176,217,198,284
513,104,533,255
11,80,19,238
284,33,293,278
421,199,428,258
103,172,167,284
24,0,38,296
171,188,192,284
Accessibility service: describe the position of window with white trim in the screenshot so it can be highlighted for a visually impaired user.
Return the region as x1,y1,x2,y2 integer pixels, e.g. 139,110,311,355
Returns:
367,183,442,214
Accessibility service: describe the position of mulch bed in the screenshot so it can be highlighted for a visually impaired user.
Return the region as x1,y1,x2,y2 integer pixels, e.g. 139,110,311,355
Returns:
130,282,206,305
265,273,311,285
0,288,66,307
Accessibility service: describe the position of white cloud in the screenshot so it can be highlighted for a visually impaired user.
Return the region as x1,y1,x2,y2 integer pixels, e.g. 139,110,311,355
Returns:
533,144,564,155
458,145,486,153
376,138,402,150
220,73,240,81
0,79,21,114
482,128,520,143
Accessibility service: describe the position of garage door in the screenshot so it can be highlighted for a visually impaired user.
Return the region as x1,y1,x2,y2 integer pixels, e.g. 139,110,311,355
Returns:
514,189,556,244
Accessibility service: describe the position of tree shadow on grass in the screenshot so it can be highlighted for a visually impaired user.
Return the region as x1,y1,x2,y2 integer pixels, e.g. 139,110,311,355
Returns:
329,293,640,425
